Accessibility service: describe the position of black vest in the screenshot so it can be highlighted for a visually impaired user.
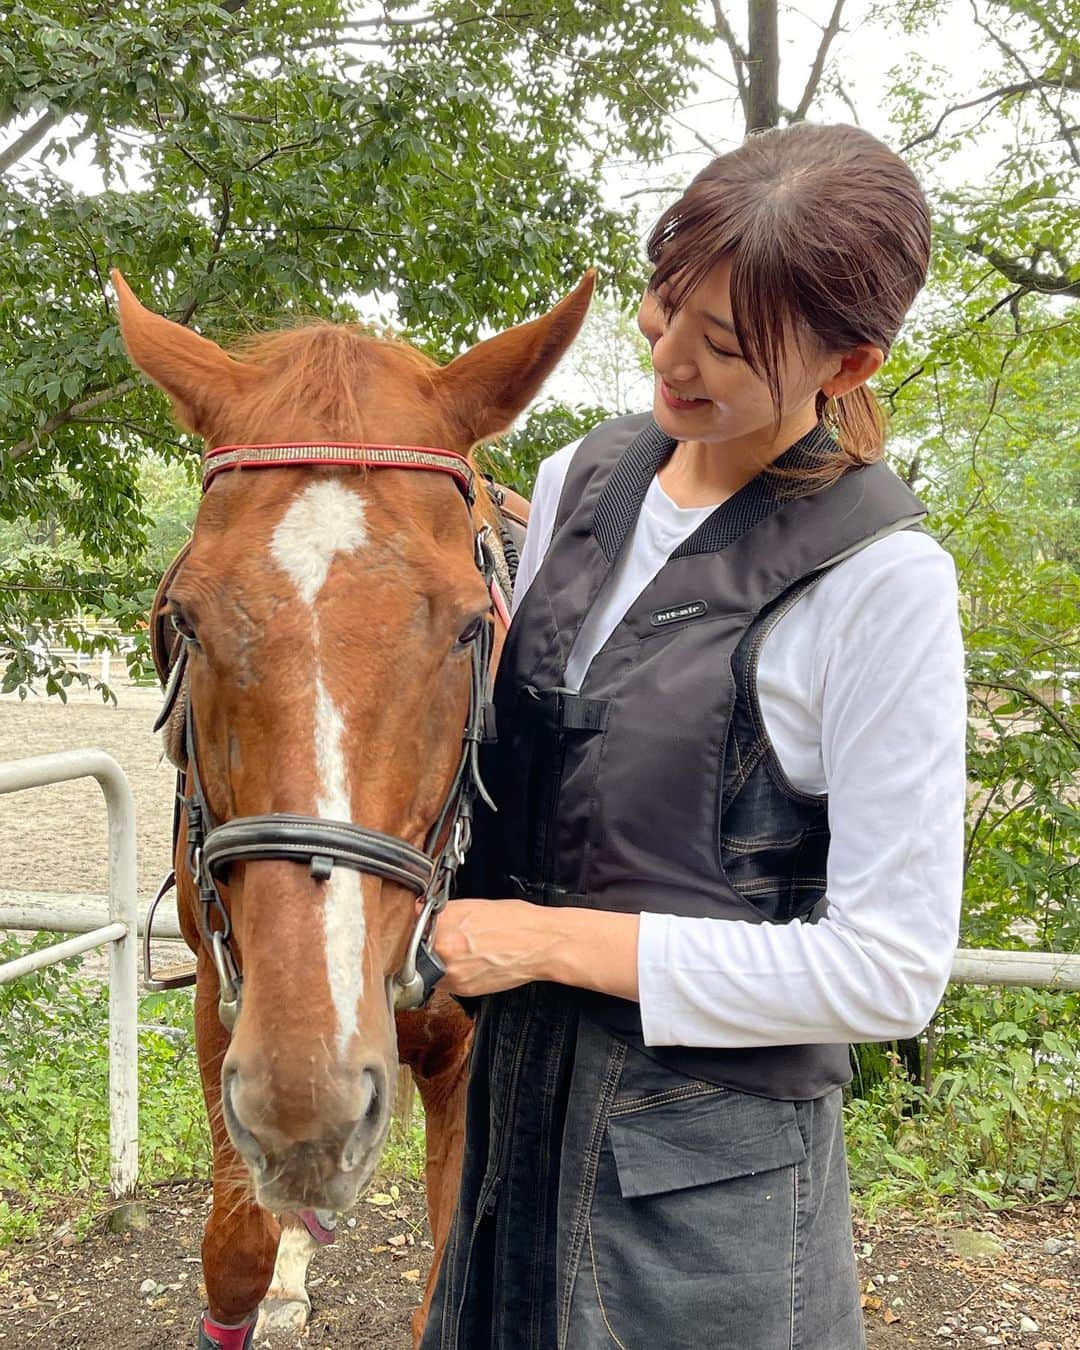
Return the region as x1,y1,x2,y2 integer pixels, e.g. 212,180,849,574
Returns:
483,414,926,1099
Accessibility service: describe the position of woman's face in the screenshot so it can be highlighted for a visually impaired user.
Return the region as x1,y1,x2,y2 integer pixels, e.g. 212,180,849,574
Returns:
637,256,833,446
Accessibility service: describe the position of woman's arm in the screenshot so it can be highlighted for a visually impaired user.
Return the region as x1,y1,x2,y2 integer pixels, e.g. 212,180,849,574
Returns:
434,538,966,1048
432,900,640,1001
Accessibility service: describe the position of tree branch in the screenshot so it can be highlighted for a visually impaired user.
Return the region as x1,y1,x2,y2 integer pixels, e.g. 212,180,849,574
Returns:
901,76,1078,154
882,362,927,408
708,1,749,118
832,74,860,123
977,284,1030,322
7,380,141,460
969,787,1039,856
74,416,191,453
0,110,60,176
746,0,780,131
963,761,1009,873
792,0,846,123
966,239,1080,298
970,1,1080,169
243,136,321,174
220,110,275,126
968,679,1080,749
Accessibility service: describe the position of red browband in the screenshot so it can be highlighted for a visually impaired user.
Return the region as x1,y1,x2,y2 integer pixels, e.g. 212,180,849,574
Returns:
201,441,476,501
199,439,514,628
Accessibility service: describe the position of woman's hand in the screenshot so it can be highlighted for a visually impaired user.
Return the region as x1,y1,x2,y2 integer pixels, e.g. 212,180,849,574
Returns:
428,898,641,1002
428,899,557,997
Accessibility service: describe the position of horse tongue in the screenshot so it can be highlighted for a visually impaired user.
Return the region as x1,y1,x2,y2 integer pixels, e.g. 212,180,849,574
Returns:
297,1207,338,1245
198,1312,255,1350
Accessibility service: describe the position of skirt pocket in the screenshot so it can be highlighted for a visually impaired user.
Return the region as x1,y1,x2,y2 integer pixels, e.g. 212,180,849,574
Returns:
607,1081,806,1199
567,1056,809,1349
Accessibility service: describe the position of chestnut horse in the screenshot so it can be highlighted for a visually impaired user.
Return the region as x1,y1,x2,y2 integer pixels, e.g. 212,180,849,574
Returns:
113,269,593,1349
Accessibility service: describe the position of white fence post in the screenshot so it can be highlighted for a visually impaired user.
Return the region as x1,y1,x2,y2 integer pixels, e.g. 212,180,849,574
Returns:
0,750,145,1231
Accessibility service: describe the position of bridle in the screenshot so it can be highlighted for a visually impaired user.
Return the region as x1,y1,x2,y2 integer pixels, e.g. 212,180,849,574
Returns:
150,441,501,1029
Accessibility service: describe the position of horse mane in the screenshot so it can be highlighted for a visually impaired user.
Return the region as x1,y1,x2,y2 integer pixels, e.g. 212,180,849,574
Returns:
217,322,499,526
226,323,444,443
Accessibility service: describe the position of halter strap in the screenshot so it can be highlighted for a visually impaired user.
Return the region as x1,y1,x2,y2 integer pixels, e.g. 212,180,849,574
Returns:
202,441,476,501
151,434,499,1020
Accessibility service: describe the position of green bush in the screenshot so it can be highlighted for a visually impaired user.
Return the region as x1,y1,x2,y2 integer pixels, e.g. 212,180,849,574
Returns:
846,985,1079,1218
0,934,209,1243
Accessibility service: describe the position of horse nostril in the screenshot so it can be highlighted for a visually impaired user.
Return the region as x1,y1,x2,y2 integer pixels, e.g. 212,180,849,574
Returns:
221,1067,268,1172
341,1068,385,1172
361,1066,381,1123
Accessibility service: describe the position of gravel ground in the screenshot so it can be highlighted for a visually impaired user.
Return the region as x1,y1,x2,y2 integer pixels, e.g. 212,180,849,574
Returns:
0,1184,1076,1348
0,681,175,902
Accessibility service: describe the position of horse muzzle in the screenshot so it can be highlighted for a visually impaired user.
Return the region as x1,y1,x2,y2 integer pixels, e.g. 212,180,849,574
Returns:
221,1061,392,1211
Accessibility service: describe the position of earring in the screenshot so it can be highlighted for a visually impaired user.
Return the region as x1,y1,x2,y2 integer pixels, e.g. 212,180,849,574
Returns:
823,393,841,435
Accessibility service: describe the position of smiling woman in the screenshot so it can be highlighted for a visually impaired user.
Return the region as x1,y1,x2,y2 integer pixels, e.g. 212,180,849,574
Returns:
643,122,930,484
422,122,967,1350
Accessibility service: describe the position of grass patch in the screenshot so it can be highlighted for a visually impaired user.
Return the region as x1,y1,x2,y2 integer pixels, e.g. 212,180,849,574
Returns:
0,934,208,1244
380,1112,427,1185
846,986,1079,1218
4,944,1076,1243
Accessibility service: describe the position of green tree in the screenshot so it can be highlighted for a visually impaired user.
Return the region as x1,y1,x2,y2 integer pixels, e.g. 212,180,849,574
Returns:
892,331,1080,955
3,0,1078,959
481,404,612,498
1,0,705,689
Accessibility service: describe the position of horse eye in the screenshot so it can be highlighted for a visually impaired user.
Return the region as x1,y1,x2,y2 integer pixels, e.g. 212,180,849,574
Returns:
169,605,199,645
455,616,487,648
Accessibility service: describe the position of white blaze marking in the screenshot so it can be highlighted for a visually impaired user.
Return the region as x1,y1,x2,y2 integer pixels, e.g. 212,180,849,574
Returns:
316,674,366,1056
270,481,370,1057
315,676,350,820
271,480,369,606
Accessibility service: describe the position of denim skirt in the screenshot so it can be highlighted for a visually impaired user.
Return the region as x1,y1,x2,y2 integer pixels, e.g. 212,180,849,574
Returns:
421,984,864,1350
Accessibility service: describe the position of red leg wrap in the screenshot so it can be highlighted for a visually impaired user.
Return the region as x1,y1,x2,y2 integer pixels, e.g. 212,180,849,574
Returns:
198,1311,255,1350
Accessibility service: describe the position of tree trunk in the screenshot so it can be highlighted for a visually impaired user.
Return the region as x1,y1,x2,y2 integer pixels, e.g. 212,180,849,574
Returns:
746,0,781,131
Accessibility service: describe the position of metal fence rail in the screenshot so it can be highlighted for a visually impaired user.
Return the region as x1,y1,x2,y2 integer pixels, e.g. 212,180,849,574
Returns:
0,743,1075,1243
0,750,144,1230
949,948,1080,990
0,890,182,939
3,889,1077,990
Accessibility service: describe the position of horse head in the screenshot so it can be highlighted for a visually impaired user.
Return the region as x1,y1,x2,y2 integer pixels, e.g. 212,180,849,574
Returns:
114,270,592,1214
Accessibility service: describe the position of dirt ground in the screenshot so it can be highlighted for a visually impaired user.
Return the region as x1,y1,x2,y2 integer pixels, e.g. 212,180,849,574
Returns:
0,681,175,902
1,689,1078,1348
0,1183,1076,1348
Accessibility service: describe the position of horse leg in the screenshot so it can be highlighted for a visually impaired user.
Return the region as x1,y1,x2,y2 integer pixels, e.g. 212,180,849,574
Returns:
194,961,279,1348
255,1210,337,1335
400,996,474,1348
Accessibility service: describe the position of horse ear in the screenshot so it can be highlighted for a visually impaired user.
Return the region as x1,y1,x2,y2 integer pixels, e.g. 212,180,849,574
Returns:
438,272,596,445
111,269,252,436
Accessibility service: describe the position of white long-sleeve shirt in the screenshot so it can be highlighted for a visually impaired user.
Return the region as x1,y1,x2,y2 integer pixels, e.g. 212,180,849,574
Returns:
512,438,967,1049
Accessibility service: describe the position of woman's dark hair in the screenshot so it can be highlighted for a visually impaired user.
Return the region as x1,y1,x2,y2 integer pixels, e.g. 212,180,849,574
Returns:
646,122,931,478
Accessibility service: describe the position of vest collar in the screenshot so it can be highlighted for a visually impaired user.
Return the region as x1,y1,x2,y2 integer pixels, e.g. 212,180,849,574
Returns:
592,420,837,562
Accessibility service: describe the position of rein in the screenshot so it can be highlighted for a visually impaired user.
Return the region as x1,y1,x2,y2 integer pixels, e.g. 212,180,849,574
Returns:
148,442,501,1027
